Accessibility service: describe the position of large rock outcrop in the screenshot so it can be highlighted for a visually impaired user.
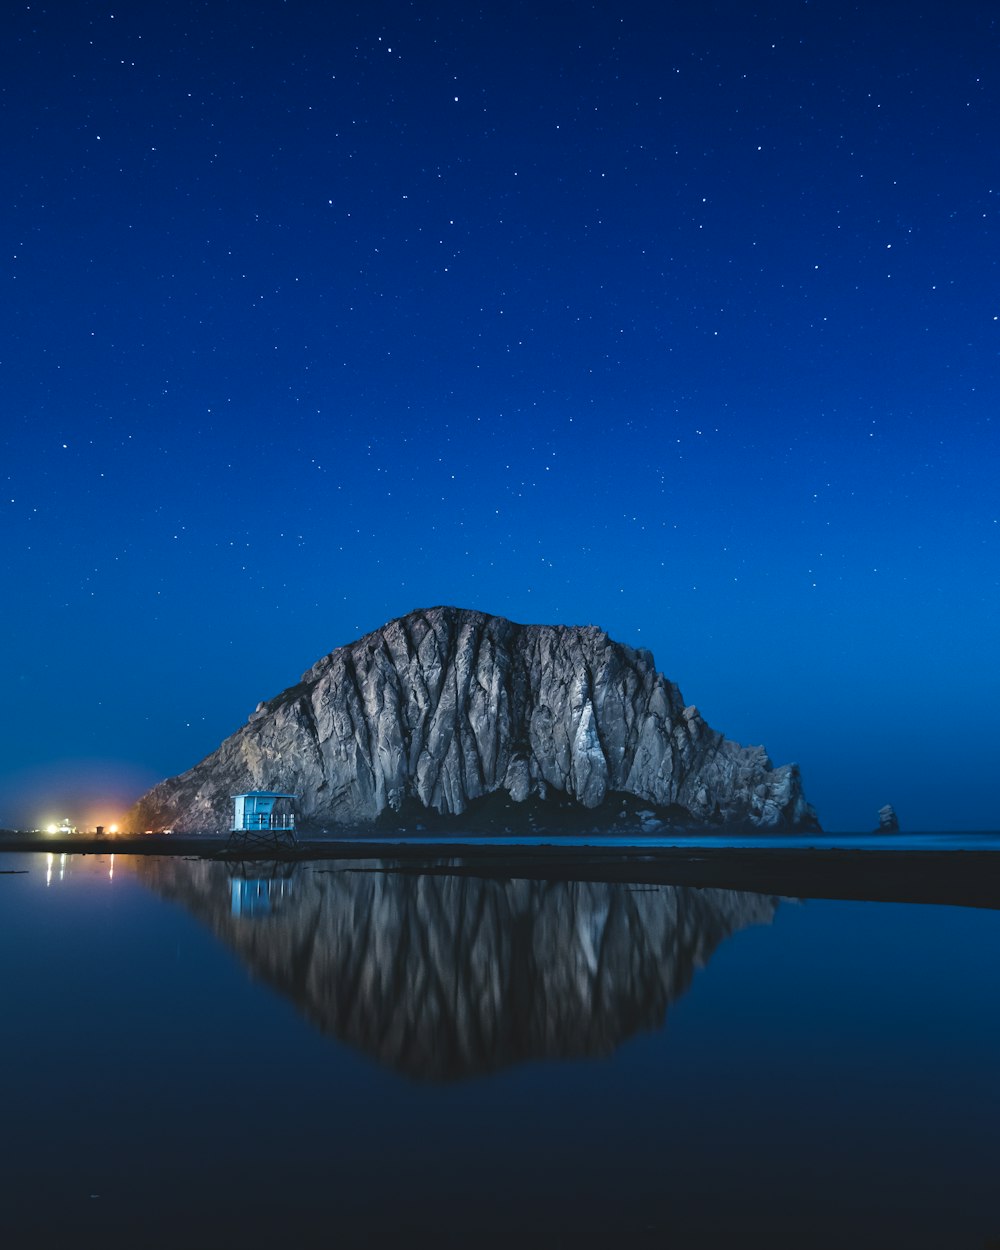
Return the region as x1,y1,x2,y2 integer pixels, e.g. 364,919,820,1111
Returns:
126,606,818,833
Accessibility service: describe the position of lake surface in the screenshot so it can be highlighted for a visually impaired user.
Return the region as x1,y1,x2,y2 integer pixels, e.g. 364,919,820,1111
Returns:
2,850,998,1248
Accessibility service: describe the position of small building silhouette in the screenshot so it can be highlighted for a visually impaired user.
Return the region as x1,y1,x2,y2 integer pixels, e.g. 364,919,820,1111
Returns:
229,791,297,849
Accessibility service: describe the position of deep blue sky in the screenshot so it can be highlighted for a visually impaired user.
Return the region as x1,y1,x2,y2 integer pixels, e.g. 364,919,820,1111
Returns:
3,0,997,831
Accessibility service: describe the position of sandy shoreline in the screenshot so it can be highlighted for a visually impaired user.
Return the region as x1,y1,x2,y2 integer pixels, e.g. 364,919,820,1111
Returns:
2,831,999,909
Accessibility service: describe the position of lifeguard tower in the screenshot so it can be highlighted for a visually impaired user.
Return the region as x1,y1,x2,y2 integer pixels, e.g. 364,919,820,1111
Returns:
229,791,297,851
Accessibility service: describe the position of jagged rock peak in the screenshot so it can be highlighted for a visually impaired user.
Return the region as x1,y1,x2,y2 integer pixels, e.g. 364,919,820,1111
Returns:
126,605,819,833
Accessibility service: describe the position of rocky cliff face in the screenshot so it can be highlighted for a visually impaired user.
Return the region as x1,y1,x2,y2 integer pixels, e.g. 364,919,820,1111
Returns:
126,606,818,832
136,857,777,1080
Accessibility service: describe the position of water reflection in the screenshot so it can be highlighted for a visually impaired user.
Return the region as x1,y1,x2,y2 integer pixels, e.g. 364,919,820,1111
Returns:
43,849,116,888
137,858,776,1080
229,863,296,917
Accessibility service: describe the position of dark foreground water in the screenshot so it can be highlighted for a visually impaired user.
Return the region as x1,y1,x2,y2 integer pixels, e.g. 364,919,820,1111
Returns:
2,851,998,1249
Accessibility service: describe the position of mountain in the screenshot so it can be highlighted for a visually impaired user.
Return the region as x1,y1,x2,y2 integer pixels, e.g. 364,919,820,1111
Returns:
125,606,819,833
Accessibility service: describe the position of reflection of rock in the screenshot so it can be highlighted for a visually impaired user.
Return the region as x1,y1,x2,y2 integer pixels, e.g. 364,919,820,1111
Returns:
125,606,819,834
876,804,900,833
136,857,776,1080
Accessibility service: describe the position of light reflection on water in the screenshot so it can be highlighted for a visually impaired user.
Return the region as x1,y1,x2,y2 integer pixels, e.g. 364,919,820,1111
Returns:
139,856,777,1079
1,849,999,1249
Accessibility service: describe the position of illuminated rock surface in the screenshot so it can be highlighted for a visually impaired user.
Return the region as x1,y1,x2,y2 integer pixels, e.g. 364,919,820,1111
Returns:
127,606,818,832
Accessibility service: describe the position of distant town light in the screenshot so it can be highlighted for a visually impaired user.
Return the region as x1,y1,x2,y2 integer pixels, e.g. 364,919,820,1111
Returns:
42,818,75,835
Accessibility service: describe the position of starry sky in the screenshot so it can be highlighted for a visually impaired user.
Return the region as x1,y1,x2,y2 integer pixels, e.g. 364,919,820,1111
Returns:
3,0,998,832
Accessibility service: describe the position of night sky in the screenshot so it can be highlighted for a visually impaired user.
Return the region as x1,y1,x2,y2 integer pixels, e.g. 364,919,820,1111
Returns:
3,0,998,832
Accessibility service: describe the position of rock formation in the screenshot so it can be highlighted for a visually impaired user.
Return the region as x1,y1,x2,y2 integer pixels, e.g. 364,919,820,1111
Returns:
126,606,819,833
875,804,900,833
135,856,777,1080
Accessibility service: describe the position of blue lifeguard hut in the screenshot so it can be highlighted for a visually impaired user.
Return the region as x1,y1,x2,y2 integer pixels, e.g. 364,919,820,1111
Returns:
229,791,297,850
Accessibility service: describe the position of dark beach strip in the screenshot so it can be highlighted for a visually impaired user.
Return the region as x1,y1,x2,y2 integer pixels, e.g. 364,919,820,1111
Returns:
2,831,999,910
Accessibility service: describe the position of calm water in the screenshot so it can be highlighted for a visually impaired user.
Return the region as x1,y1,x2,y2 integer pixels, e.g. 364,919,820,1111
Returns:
353,830,1000,850
2,850,998,1249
